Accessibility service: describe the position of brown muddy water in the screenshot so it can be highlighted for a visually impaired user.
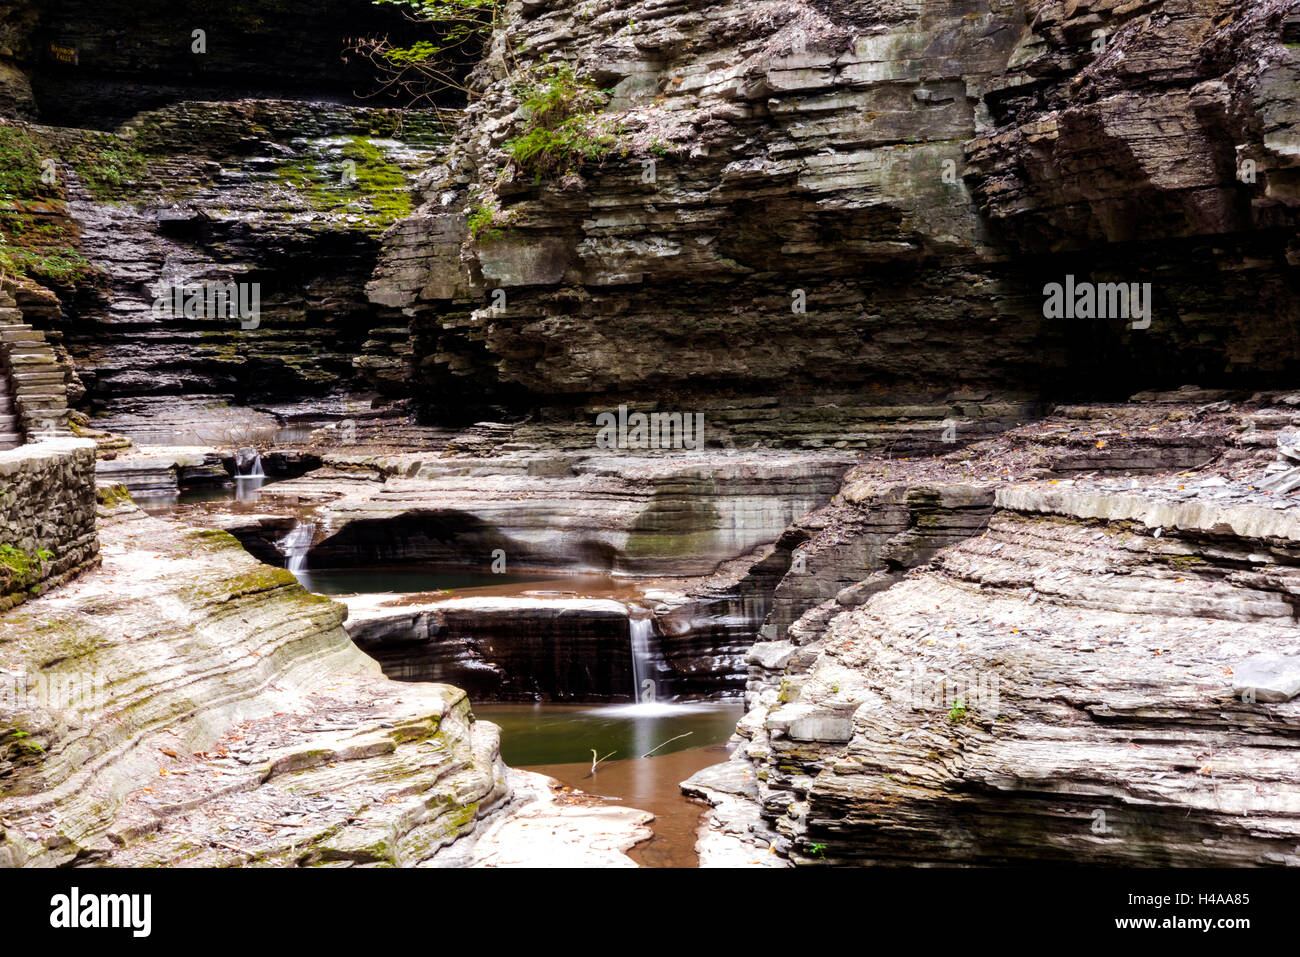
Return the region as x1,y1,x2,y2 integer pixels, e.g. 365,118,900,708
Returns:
472,702,745,867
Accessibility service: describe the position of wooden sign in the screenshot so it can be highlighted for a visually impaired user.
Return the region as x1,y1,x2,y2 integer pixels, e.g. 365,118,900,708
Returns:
48,44,78,65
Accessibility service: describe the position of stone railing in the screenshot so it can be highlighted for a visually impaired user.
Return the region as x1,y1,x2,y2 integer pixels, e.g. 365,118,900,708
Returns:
0,437,99,610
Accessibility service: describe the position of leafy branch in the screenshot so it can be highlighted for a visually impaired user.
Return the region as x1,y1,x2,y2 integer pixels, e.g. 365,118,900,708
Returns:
346,0,507,105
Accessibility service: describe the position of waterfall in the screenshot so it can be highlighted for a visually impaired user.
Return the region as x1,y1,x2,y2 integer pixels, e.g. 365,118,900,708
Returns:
235,452,265,478
629,616,655,704
277,522,315,574
233,448,266,501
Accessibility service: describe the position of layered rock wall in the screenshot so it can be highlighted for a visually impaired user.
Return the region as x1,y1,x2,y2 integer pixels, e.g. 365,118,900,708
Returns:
0,500,507,866
368,0,1300,435
695,404,1300,865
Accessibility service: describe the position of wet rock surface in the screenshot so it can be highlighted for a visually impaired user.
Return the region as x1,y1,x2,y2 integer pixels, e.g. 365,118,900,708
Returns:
344,593,644,701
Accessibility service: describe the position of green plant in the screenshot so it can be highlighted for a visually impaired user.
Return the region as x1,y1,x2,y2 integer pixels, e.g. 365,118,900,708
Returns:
275,136,413,227
0,544,42,591
808,843,827,859
0,126,56,201
0,237,93,286
72,143,148,200
466,202,497,239
948,697,968,724
503,63,617,176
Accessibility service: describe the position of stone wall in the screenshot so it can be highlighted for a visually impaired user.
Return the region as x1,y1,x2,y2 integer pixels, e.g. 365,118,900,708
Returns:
0,437,98,609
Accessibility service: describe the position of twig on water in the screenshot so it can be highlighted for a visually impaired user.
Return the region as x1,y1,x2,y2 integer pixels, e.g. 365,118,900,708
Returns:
589,748,617,775
640,731,692,759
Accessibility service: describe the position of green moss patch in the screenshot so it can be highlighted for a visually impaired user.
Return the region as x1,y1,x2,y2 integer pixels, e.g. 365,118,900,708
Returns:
275,136,414,228
0,544,51,595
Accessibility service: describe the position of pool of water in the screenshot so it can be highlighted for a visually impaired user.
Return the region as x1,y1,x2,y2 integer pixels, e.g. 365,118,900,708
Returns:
137,475,288,515
473,701,743,867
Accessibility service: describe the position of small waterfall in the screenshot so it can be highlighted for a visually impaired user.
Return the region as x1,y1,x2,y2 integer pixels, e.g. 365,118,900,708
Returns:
236,453,265,478
277,521,315,574
629,615,655,704
233,448,266,500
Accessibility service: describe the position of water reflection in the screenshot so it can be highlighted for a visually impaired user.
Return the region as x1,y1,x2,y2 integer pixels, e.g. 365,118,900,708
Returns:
472,701,739,768
233,474,266,501
474,701,743,867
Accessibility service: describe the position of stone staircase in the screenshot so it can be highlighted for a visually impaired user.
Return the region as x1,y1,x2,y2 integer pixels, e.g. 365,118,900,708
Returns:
0,289,72,445
0,364,20,449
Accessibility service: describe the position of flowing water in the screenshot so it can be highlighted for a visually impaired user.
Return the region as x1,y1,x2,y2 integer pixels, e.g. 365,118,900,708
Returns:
142,489,747,865
629,615,654,703
276,522,316,574
236,452,265,478
233,475,267,500
473,701,744,867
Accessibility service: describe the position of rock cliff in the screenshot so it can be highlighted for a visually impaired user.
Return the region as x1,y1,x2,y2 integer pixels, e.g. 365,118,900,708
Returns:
370,0,1300,437
688,397,1300,865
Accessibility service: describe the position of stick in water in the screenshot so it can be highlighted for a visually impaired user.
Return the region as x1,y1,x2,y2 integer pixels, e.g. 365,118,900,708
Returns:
640,731,692,759
589,748,617,774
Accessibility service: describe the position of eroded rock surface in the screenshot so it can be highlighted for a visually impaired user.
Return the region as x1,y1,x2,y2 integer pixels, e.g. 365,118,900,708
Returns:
0,497,508,866
694,398,1300,865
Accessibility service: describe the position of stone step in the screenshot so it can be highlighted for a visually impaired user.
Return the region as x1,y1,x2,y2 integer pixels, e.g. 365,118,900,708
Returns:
6,337,52,350
0,327,37,341
0,413,17,430
7,348,57,363
14,395,66,410
0,432,22,446
11,370,64,385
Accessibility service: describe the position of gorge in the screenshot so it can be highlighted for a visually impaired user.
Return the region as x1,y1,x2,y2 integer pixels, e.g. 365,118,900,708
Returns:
1,0,1299,875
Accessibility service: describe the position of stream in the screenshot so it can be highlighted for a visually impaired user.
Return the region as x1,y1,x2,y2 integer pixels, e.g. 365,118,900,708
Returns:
140,478,748,865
